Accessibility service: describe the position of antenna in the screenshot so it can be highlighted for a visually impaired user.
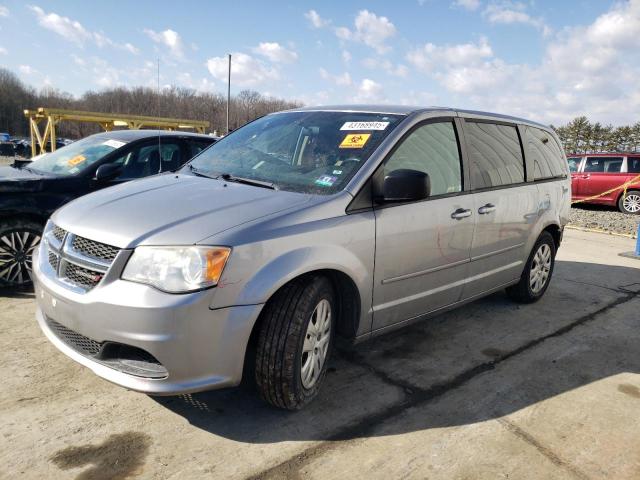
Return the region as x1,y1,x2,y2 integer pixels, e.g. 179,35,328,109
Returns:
157,58,161,173
226,53,231,135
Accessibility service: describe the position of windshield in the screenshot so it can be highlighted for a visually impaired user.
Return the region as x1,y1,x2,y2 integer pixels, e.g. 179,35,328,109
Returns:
30,136,126,176
186,111,404,194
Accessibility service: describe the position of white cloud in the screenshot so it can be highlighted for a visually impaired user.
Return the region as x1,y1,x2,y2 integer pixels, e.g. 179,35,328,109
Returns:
335,10,397,54
362,57,409,77
0,46,6,55
406,1,640,125
144,28,184,59
206,52,278,86
177,72,216,92
70,54,85,66
305,9,329,29
29,5,91,45
342,50,352,63
407,37,493,73
483,1,551,36
319,68,352,86
453,0,481,11
91,57,121,88
0,5,9,17
28,5,139,53
19,65,36,75
253,42,298,63
355,78,384,102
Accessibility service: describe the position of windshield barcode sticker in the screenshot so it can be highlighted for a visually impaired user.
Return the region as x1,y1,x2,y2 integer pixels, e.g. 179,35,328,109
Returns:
340,121,389,131
102,139,127,149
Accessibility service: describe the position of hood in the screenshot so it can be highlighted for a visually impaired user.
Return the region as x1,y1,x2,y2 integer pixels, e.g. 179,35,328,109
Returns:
52,173,313,248
0,165,49,193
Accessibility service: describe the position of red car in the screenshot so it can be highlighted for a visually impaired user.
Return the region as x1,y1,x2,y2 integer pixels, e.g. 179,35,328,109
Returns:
568,153,640,214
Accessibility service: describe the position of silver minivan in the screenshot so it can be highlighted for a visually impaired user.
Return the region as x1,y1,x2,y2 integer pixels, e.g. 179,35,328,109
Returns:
33,106,570,410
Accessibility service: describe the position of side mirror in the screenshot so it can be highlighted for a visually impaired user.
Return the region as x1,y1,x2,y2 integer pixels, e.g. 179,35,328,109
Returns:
377,169,430,203
94,163,123,182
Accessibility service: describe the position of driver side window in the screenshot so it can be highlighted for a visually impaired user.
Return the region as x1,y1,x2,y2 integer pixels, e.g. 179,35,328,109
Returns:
384,121,462,196
112,142,178,180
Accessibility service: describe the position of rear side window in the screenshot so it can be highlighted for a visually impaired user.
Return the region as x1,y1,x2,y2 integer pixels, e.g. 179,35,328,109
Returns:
384,121,462,196
627,157,640,173
584,157,623,173
465,121,524,189
526,127,566,180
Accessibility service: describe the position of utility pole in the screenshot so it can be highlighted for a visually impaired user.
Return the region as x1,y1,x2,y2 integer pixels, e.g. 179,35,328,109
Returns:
226,54,231,135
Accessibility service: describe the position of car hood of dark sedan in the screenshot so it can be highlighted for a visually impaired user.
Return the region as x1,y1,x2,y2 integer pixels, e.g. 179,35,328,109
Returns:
0,165,49,192
52,173,313,248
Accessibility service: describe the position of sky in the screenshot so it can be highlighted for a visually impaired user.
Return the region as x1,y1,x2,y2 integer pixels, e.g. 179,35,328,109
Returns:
0,0,639,126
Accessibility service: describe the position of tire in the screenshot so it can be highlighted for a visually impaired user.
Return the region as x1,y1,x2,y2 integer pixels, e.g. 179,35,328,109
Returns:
618,190,640,214
255,275,335,410
506,231,556,304
0,219,43,289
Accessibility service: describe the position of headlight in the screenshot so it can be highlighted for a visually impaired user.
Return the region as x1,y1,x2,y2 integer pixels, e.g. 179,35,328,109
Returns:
121,246,231,293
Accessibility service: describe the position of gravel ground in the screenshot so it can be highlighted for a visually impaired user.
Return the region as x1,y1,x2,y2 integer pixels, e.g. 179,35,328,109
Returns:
570,204,639,238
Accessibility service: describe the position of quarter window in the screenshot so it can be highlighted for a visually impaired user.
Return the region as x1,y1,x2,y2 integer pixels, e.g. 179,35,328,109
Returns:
584,157,623,173
526,127,566,180
465,121,525,189
384,121,462,196
627,157,640,173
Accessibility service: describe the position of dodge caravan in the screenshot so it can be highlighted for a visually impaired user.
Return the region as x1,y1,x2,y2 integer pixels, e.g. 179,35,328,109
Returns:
33,106,570,410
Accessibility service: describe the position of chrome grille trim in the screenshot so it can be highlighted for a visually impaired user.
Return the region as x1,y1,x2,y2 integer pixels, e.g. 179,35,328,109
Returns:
71,235,119,263
41,224,120,292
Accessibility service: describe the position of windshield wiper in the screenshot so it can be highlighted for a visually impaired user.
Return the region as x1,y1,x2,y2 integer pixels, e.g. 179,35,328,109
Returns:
188,164,217,179
218,173,278,190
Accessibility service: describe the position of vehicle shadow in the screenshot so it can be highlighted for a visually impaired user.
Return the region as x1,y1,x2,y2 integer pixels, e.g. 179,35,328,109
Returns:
0,287,35,299
153,260,640,444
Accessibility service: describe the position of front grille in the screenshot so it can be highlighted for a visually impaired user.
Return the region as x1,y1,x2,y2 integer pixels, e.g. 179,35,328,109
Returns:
47,319,102,356
52,225,66,242
48,251,59,271
63,263,104,289
72,236,119,262
45,224,120,292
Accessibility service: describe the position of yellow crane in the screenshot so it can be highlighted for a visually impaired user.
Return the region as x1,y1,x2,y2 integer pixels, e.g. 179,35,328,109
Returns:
24,107,210,157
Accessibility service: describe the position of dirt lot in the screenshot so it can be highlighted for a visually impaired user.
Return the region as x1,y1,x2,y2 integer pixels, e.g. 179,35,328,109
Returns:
1,229,640,479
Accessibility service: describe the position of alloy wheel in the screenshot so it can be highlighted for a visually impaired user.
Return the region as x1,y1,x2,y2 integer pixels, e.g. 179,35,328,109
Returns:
529,243,552,294
300,298,332,389
0,231,40,286
622,194,640,214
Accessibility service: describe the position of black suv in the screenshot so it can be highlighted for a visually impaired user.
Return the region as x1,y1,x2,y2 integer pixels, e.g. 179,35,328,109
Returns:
0,129,216,288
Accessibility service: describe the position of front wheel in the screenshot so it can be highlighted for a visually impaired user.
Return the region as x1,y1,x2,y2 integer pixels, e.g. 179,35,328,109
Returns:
0,219,43,289
618,190,640,214
255,275,335,410
506,231,556,303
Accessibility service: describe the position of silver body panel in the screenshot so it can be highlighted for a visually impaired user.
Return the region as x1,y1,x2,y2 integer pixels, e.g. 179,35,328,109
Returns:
33,105,570,394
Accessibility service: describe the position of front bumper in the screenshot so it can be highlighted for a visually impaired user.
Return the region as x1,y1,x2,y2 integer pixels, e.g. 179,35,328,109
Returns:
33,248,263,395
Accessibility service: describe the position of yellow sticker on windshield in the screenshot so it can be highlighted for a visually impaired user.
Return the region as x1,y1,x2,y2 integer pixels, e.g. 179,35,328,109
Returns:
67,155,86,166
339,133,371,149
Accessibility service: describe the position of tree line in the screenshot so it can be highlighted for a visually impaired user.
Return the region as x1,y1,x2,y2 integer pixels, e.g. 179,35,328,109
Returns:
3,67,639,155
0,67,300,139
553,116,640,154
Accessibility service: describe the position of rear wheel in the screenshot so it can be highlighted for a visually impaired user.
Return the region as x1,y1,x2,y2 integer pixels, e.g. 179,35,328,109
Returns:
506,231,555,303
255,275,335,410
0,219,43,289
618,190,640,214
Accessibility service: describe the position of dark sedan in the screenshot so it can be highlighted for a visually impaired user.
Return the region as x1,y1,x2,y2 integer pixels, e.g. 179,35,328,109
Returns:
0,129,216,288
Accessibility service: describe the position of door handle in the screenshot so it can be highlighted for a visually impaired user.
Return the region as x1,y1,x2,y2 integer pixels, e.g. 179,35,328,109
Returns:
451,208,472,220
581,174,590,179
478,203,496,214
